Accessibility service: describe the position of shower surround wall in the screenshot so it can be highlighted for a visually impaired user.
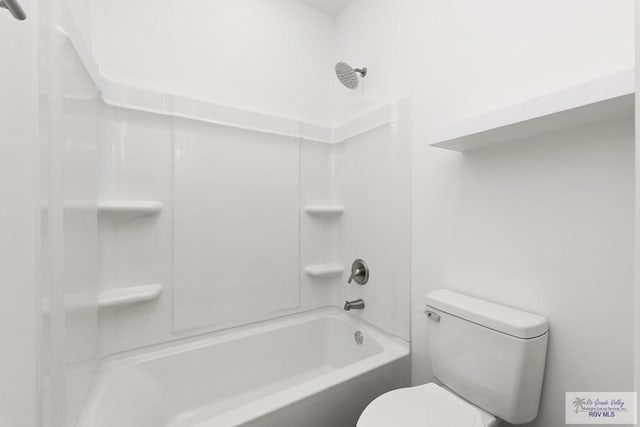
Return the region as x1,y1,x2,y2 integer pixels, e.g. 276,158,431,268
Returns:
97,109,330,353
97,98,412,356
39,4,412,423
37,1,105,425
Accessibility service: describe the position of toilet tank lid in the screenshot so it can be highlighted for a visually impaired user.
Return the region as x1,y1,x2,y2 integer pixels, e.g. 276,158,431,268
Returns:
426,290,548,339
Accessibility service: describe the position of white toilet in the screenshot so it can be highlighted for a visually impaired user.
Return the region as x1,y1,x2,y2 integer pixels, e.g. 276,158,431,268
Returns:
357,290,549,427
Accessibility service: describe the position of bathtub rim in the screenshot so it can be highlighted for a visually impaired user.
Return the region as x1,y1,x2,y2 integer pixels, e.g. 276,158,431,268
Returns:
103,306,408,367
78,306,410,427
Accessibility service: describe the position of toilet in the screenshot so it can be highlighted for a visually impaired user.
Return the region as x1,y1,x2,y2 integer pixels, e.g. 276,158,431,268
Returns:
357,290,549,427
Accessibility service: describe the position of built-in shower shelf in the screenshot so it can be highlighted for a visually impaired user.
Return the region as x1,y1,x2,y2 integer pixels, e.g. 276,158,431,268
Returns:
41,284,162,314
305,264,345,278
304,204,345,216
429,69,634,152
98,200,163,218
98,284,163,310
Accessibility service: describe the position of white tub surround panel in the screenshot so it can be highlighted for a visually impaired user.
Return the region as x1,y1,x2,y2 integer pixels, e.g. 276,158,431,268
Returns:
60,61,101,366
52,27,102,427
64,9,173,363
97,107,174,356
95,96,411,351
96,99,411,355
37,12,102,427
77,308,410,427
173,120,300,331
299,140,343,308
336,98,412,341
332,102,398,143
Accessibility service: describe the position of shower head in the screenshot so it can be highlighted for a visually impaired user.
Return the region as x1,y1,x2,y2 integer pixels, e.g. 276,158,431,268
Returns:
335,62,367,89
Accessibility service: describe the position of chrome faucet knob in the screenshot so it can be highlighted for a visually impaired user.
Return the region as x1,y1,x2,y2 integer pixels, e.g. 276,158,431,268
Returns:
348,268,361,284
348,259,369,285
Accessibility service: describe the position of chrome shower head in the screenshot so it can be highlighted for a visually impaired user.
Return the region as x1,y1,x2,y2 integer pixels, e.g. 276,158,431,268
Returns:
335,62,367,89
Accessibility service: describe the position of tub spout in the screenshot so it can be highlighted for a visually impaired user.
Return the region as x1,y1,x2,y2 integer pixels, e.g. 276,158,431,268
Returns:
344,299,365,311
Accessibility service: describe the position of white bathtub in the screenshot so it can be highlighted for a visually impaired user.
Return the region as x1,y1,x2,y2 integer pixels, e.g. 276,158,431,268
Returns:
77,308,410,427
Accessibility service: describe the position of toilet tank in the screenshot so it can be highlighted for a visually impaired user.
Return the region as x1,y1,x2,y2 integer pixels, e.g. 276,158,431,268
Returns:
425,290,548,425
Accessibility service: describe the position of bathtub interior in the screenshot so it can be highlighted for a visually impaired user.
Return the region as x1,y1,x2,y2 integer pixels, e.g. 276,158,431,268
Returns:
80,311,406,427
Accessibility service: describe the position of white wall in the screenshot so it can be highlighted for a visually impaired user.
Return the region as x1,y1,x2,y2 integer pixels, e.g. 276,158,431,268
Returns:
332,0,412,122
64,0,91,47
91,0,336,126
0,1,39,426
414,120,633,427
334,1,634,426
335,0,634,124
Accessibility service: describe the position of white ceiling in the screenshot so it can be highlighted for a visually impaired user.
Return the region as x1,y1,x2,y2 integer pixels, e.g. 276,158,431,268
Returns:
300,0,351,17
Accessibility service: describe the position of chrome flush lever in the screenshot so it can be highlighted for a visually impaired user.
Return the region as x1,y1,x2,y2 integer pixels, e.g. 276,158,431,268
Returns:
0,0,26,20
423,309,440,323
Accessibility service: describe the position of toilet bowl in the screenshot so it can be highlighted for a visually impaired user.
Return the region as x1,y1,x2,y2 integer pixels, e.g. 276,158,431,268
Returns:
357,290,549,426
357,383,499,427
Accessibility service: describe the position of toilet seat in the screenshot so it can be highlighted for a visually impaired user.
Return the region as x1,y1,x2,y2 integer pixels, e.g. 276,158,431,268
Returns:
356,383,499,427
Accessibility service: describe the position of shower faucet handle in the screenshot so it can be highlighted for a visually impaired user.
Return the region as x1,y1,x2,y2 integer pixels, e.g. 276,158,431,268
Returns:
348,259,369,285
347,268,361,284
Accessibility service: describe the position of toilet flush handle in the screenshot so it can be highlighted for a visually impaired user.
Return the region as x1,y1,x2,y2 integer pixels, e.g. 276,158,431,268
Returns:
423,309,440,323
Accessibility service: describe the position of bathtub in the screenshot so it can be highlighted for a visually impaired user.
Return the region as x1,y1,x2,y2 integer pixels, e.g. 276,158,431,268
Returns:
77,308,410,427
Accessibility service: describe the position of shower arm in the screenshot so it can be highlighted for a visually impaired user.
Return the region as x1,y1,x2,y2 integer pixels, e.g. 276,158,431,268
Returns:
354,67,367,78
0,0,26,20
